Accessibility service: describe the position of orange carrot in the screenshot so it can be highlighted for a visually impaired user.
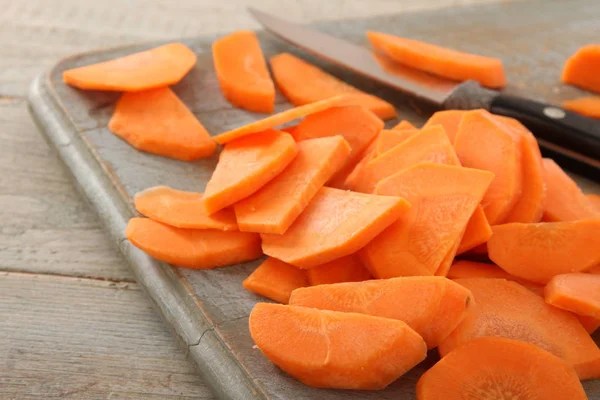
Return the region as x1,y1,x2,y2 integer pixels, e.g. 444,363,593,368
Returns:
392,120,416,130
448,260,524,280
243,258,308,304
562,45,600,94
373,129,419,157
563,96,600,119
367,32,506,88
270,52,396,120
439,278,600,380
280,125,298,135
361,163,493,278
203,130,297,214
338,134,382,190
108,87,216,161
488,220,600,284
589,265,600,275
418,337,587,400
212,31,275,113
261,187,410,269
134,186,237,230
306,255,372,286
249,303,426,389
125,218,261,269
542,158,598,221
456,207,492,254
290,276,473,349
435,236,463,277
234,136,351,234
545,273,600,318
587,194,600,212
63,43,197,91
422,110,467,144
578,315,600,334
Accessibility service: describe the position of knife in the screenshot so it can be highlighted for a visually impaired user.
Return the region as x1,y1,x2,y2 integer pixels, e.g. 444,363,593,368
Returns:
249,8,600,178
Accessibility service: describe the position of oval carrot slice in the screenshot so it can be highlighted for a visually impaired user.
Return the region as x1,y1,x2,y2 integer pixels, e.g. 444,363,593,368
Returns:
63,43,196,91
545,273,600,318
367,32,506,89
213,31,275,113
108,87,216,161
422,110,467,144
456,206,492,254
203,130,297,214
243,258,308,304
125,218,262,269
392,120,416,130
270,52,396,120
418,337,587,400
289,276,472,349
249,303,427,389
563,96,600,119
562,45,600,94
306,255,372,286
134,186,237,231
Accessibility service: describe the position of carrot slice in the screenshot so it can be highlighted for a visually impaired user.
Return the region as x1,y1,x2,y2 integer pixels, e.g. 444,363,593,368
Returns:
108,87,216,161
338,135,382,190
419,337,587,400
562,45,600,94
422,110,466,144
367,32,506,88
434,236,463,277
125,218,261,269
243,258,308,304
306,255,372,286
290,276,473,349
578,315,600,334
456,207,492,254
563,96,600,119
373,129,419,157
234,136,351,234
203,130,297,214
261,187,410,269
454,109,522,224
270,52,396,120
63,43,196,91
488,220,600,284
279,125,298,135
447,260,543,293
392,120,416,130
212,31,275,113
545,273,600,318
249,303,426,389
542,158,598,221
587,194,600,212
361,163,494,278
134,186,237,231
439,278,600,379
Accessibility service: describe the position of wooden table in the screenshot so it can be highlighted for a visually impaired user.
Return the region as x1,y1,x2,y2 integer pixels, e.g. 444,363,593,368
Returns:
0,0,508,398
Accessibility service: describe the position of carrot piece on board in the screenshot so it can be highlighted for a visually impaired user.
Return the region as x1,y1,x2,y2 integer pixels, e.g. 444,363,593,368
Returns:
203,130,297,214
249,303,426,389
367,32,506,88
125,218,261,269
545,273,600,318
338,135,381,190
578,315,600,334
306,255,372,286
234,136,351,234
422,110,467,144
563,96,600,119
439,278,600,380
261,187,410,269
488,220,600,284
418,337,587,400
290,276,473,349
212,31,275,113
562,45,600,94
454,110,522,224
108,87,216,161
63,43,196,91
456,206,492,254
373,129,419,157
361,163,494,278
243,258,308,304
392,120,416,130
270,52,396,120
134,186,237,231
587,194,600,212
542,158,598,221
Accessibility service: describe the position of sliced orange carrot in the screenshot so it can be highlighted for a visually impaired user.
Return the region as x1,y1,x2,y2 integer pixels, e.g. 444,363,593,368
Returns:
261,187,410,269
243,258,308,304
108,87,216,161
392,120,416,130
249,303,426,389
439,278,600,379
542,158,598,221
422,110,467,144
134,186,237,230
456,206,492,254
337,134,382,190
435,235,463,277
562,45,600,94
212,31,275,113
270,52,396,120
290,276,472,349
234,136,351,234
306,255,372,286
280,125,298,135
373,129,419,157
587,194,600,212
361,163,494,278
488,220,600,284
125,218,261,269
563,96,600,119
367,32,506,88
448,260,523,280
418,337,587,400
545,273,600,318
578,315,600,334
63,43,197,91
203,130,297,214
454,109,522,224
589,265,600,275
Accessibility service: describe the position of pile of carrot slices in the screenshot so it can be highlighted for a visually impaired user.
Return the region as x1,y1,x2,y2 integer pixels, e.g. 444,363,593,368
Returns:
62,30,600,398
